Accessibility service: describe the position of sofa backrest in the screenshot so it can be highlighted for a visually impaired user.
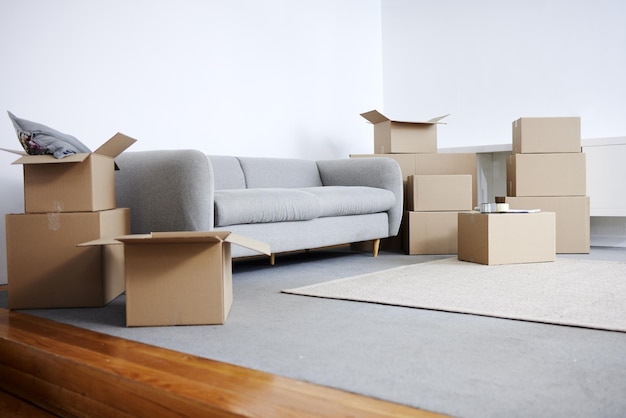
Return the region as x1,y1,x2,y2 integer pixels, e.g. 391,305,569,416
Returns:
208,155,247,190
216,157,322,189
208,156,324,190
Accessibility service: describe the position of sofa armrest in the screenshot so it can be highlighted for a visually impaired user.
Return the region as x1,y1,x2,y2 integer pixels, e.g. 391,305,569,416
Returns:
114,150,214,234
316,157,404,236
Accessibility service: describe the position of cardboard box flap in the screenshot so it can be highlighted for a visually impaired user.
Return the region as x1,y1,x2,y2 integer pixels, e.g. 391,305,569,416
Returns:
360,109,449,125
77,237,124,247
4,132,136,165
11,152,90,165
94,133,137,158
360,110,390,124
224,232,272,256
0,147,27,156
79,231,271,255
426,114,450,124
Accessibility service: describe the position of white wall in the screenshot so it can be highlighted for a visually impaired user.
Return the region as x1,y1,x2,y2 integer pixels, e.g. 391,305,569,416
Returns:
381,0,626,148
0,0,383,283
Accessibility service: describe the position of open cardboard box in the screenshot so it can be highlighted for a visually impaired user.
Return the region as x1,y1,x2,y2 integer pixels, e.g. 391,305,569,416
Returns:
80,231,271,327
1,133,136,213
360,110,448,154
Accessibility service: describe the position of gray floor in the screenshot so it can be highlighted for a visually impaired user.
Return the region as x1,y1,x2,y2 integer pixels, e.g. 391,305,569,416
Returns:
3,246,626,418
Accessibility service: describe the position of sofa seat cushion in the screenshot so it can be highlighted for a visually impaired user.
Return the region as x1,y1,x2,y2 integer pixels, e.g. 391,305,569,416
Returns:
300,186,396,217
214,188,321,227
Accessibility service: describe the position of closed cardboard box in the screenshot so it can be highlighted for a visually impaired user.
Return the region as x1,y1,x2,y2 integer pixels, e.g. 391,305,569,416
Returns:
507,153,586,197
457,212,556,265
504,196,590,254
351,152,478,206
402,211,465,255
415,153,478,207
512,117,581,154
6,133,136,213
81,231,271,327
5,208,129,309
406,174,473,211
360,110,447,154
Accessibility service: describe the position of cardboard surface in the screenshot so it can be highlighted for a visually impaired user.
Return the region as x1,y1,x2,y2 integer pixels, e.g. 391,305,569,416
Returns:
350,153,478,207
402,211,466,255
512,117,581,154
5,208,130,309
360,110,448,154
457,212,556,265
504,196,590,253
124,239,233,327
507,153,586,197
6,133,136,213
406,174,473,211
80,231,270,327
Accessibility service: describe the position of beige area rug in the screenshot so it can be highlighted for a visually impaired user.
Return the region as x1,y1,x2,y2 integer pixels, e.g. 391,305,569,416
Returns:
283,257,626,332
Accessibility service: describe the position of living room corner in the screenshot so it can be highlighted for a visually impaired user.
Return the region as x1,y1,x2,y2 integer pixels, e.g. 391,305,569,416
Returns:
1,1,626,417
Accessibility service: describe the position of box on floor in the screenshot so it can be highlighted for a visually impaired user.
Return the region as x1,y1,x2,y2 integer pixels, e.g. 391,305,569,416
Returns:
457,211,556,265
2,133,136,213
80,231,271,327
402,211,469,255
360,110,448,154
5,208,130,309
504,196,590,253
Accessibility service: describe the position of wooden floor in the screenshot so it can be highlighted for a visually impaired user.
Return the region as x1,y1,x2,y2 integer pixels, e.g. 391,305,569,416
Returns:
0,288,445,417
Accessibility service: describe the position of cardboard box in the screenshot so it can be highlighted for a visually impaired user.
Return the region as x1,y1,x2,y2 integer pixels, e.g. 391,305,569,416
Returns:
414,153,478,207
81,231,271,327
507,153,586,197
457,211,556,265
350,153,478,206
5,208,129,309
402,211,466,255
3,133,136,213
504,196,590,253
512,117,581,154
406,174,472,211
360,110,448,154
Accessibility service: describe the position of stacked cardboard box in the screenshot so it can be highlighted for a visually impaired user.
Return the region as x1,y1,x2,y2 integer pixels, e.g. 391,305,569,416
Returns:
403,174,473,254
4,133,136,309
503,117,590,253
353,110,476,254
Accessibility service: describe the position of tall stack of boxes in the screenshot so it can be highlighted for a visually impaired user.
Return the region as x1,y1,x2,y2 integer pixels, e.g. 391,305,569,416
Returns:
4,133,136,309
352,110,477,255
503,117,590,253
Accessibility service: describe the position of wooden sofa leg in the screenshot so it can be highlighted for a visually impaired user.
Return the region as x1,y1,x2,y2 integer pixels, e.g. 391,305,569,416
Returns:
372,239,380,257
270,253,275,266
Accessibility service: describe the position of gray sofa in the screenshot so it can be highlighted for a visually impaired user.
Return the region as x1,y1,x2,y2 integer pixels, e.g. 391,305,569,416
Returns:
114,150,403,262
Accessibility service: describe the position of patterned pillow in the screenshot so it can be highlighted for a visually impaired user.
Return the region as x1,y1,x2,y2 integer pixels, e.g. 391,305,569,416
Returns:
7,111,91,158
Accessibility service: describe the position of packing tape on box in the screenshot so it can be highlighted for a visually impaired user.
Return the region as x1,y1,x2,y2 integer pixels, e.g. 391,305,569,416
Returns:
496,203,509,212
477,202,510,213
